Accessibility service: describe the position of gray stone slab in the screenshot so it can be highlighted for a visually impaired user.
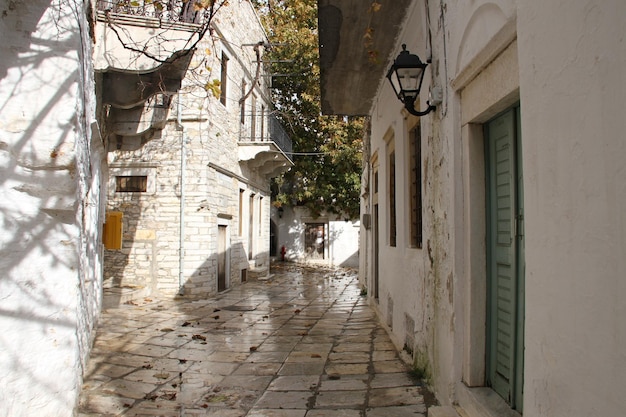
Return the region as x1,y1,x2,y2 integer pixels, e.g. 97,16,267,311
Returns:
332,343,370,352
372,360,409,373
219,375,273,391
428,406,462,417
285,351,328,363
233,362,282,376
366,405,427,416
98,378,156,400
247,351,291,363
306,410,361,417
318,374,368,391
254,391,312,409
328,351,370,363
325,363,369,375
268,375,320,391
315,390,367,408
370,372,417,388
279,362,326,375
248,410,306,417
368,387,424,407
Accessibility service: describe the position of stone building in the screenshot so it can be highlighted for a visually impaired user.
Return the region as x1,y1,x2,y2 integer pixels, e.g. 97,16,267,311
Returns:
319,1,626,416
96,0,292,300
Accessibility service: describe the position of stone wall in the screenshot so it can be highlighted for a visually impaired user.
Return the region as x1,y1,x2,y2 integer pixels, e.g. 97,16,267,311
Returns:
104,0,273,298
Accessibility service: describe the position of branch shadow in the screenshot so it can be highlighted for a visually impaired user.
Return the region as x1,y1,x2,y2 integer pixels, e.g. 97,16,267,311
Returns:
1,1,107,413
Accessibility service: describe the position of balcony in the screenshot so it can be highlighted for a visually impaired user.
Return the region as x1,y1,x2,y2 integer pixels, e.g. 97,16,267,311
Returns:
239,114,294,178
94,0,202,149
96,0,205,26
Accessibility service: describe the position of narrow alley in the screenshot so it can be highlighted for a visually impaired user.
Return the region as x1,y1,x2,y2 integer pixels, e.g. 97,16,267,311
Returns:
77,264,434,417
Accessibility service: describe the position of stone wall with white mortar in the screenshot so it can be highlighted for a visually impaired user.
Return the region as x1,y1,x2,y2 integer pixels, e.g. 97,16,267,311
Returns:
104,0,273,297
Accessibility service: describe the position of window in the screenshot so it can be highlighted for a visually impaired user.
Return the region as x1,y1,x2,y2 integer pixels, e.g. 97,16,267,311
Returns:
110,166,156,194
388,138,397,247
258,196,263,236
409,125,423,248
239,189,244,236
116,176,147,192
251,94,257,141
260,105,266,141
240,80,246,124
220,52,229,106
305,223,325,259
374,168,379,195
249,194,255,260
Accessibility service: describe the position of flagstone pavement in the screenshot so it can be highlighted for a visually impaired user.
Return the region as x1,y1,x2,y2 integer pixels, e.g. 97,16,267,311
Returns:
78,263,436,416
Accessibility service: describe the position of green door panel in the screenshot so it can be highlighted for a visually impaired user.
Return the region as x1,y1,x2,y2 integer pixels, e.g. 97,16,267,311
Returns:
486,106,524,411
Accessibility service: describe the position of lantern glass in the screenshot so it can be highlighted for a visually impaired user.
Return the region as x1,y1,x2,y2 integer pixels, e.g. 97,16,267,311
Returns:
396,67,424,101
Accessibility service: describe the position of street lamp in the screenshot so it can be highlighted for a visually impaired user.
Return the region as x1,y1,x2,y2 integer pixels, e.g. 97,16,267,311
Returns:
386,44,436,116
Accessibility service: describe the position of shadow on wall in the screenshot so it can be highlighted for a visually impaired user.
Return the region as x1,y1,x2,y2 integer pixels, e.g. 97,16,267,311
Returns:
0,0,106,412
105,230,267,306
340,249,359,268
103,192,147,308
182,242,266,296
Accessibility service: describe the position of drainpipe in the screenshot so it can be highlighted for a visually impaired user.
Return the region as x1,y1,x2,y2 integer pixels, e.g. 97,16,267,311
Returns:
177,95,186,295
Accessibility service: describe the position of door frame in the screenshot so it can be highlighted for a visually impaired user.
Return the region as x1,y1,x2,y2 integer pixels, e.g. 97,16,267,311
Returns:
371,154,380,301
217,217,231,292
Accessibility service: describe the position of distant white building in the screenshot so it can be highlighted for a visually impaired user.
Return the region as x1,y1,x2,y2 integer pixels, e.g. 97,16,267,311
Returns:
319,1,626,416
273,206,359,268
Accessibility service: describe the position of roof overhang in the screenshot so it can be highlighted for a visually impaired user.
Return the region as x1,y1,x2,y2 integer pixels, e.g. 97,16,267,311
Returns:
317,0,412,116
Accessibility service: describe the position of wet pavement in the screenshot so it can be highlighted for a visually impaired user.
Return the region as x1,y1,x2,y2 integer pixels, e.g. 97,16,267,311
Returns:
78,264,431,416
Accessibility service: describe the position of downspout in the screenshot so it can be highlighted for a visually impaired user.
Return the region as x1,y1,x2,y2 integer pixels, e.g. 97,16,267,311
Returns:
177,95,186,295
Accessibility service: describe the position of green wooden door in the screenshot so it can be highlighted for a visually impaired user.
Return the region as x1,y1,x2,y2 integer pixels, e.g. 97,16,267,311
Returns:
486,106,524,411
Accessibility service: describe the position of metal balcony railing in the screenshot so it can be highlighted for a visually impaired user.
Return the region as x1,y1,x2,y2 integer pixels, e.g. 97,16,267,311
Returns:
97,0,204,24
240,113,293,156
268,115,293,155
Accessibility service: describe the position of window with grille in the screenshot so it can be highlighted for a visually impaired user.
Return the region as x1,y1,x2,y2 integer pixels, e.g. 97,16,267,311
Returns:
220,52,229,106
240,80,246,124
251,94,257,140
388,146,397,248
116,176,147,192
239,189,244,236
409,125,423,248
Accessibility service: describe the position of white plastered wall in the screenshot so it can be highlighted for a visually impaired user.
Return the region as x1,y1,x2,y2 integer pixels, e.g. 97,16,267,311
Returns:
516,1,626,415
0,1,103,415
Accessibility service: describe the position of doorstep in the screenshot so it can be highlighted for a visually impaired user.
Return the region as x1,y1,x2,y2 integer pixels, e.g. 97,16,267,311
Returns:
457,384,522,417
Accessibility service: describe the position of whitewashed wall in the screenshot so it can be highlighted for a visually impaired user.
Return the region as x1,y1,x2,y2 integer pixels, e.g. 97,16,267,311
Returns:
274,206,359,268
363,0,626,416
0,0,104,415
517,1,626,416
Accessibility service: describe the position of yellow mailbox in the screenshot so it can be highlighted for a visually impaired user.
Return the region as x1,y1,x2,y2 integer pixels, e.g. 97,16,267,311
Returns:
103,211,123,250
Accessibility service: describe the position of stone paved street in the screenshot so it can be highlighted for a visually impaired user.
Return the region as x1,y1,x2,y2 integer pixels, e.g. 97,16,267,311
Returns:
78,264,432,416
